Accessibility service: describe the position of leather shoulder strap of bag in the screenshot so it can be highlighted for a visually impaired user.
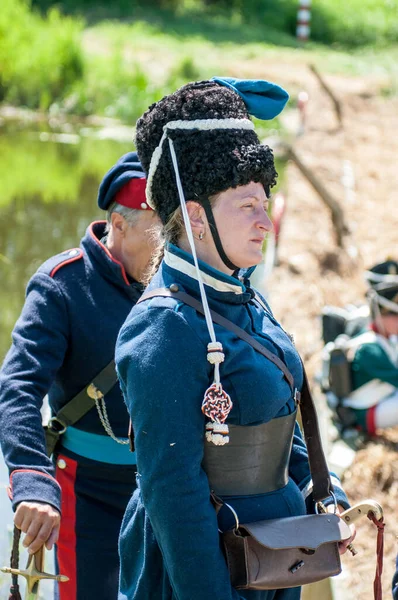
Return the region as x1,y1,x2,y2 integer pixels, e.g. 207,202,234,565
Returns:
139,288,294,390
51,359,117,429
138,287,333,503
299,368,333,502
253,293,333,501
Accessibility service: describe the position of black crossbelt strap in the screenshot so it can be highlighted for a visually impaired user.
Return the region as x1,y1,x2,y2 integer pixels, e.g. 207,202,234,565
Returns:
44,359,118,457
138,287,333,502
55,359,117,427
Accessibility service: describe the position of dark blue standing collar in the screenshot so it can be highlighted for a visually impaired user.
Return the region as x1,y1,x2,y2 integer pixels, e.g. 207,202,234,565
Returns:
82,221,144,301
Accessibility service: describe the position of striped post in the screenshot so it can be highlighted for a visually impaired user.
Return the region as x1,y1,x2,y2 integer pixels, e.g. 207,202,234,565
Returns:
296,0,311,42
297,90,309,136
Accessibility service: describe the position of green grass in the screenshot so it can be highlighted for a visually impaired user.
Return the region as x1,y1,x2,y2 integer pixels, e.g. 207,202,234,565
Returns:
3,0,398,122
310,0,398,47
0,0,84,110
32,0,398,48
71,15,398,122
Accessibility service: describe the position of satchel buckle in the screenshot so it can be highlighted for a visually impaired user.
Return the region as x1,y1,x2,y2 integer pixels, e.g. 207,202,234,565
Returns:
315,490,337,514
293,388,301,405
224,502,240,532
289,560,305,574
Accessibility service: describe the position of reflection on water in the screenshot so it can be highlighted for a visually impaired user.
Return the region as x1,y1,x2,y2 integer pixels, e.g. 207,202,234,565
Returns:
0,121,134,597
0,121,135,360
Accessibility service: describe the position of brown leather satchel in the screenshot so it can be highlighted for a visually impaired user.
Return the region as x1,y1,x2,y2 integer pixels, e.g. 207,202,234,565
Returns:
213,375,351,590
138,287,352,590
220,505,351,589
208,322,352,589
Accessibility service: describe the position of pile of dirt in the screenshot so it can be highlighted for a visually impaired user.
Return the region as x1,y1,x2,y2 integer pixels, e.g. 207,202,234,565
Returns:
341,429,398,597
266,68,398,599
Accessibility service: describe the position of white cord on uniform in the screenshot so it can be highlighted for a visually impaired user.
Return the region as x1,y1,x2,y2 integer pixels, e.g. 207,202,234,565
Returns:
146,117,254,387
168,136,223,385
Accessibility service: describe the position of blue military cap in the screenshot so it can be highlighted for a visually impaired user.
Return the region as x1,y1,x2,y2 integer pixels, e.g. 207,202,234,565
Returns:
97,152,150,211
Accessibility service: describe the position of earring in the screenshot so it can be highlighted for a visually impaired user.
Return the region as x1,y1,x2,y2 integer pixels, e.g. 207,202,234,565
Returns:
199,231,204,240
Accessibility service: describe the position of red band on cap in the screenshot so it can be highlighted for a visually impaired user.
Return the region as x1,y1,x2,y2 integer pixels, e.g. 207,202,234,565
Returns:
115,178,151,210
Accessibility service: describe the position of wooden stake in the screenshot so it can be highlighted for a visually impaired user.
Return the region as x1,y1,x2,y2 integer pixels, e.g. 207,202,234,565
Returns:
286,146,350,247
309,64,343,128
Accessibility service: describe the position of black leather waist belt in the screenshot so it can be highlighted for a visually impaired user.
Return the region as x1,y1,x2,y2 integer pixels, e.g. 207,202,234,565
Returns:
202,411,296,496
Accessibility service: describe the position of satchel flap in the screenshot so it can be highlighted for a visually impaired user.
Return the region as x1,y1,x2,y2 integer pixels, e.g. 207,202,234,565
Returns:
240,514,351,550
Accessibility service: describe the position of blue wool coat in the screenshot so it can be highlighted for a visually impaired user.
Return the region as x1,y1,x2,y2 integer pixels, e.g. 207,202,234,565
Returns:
116,244,349,600
0,222,142,512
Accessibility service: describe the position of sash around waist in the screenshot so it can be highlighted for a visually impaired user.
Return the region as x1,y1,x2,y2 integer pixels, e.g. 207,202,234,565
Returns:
202,411,296,496
60,426,137,464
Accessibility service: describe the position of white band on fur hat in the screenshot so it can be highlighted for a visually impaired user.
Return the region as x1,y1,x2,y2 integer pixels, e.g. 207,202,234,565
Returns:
145,118,254,208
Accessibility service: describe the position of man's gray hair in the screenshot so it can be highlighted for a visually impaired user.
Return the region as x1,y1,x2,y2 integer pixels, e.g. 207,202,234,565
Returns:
105,202,141,232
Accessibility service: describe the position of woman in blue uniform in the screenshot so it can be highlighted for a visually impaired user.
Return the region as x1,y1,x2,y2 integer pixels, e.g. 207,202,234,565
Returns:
116,78,353,600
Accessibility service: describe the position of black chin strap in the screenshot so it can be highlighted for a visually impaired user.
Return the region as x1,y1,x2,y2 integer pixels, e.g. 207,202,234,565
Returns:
200,196,239,272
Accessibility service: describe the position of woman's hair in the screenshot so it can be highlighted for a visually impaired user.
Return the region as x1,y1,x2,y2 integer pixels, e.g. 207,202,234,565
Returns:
135,80,278,225
142,190,223,286
142,206,184,286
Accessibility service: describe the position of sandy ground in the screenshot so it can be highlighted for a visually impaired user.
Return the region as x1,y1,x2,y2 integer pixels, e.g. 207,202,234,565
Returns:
266,66,398,599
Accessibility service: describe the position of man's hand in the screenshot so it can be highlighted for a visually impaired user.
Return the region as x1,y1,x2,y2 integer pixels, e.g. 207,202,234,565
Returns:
14,501,61,554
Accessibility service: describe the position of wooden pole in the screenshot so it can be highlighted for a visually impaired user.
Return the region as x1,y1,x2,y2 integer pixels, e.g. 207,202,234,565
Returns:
296,0,312,42
309,64,343,128
286,146,350,247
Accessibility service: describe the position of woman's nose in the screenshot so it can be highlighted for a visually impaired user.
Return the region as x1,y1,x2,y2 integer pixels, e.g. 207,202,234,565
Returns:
258,210,273,233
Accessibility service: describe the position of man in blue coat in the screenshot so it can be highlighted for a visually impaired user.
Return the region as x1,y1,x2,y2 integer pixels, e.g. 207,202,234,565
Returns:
0,152,159,600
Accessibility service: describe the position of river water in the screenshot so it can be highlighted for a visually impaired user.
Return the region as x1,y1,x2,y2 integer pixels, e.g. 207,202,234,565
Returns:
0,119,134,597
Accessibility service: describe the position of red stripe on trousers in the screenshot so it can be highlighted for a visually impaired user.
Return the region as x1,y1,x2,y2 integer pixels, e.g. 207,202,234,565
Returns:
56,454,78,600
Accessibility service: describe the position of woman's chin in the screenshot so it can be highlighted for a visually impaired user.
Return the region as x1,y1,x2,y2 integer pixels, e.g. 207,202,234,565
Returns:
234,254,263,270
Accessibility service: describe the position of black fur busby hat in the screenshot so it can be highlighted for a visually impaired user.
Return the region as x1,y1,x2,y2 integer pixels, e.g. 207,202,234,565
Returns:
135,78,287,224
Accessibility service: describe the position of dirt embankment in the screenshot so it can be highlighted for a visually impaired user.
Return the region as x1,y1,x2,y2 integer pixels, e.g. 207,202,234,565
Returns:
267,67,398,599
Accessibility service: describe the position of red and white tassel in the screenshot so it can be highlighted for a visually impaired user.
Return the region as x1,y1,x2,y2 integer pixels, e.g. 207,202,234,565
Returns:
202,342,233,446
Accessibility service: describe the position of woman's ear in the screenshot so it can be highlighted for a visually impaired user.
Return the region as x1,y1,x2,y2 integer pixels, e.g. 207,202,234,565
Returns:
186,201,206,233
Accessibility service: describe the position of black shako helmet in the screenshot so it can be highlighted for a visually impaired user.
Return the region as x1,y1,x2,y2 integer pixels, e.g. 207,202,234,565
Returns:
365,259,398,316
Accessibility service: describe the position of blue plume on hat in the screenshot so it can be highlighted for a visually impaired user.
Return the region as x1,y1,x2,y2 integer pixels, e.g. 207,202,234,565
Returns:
97,151,145,210
211,76,289,120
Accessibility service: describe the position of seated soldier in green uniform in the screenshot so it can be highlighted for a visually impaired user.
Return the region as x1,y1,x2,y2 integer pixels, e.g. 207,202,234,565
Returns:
343,260,398,435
